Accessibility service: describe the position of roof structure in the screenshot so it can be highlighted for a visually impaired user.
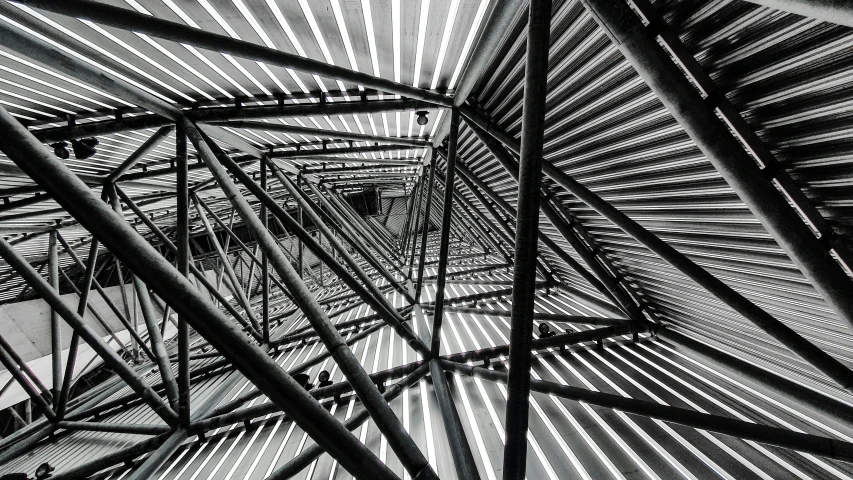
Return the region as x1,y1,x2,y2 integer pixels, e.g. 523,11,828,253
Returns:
0,0,852,479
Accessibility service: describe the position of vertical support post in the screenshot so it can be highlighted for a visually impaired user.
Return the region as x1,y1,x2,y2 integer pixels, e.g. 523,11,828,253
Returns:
133,278,179,410
192,197,262,332
407,167,426,277
56,237,100,419
107,187,138,362
429,360,481,480
415,154,437,299
175,123,191,426
48,229,61,404
260,157,270,343
297,175,304,280
431,108,460,357
503,0,551,477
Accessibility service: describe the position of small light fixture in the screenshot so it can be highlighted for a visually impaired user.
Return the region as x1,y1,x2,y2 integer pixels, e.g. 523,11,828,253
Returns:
51,142,69,160
71,138,99,160
35,462,54,479
416,110,429,126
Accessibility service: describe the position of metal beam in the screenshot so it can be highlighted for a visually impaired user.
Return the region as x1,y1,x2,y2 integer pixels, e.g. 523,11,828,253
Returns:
582,0,853,335
33,99,436,143
415,155,438,298
115,188,266,342
0,236,177,426
209,121,429,148
105,126,174,183
503,1,552,477
48,230,61,403
432,108,461,356
192,196,262,332
56,237,101,419
429,359,481,480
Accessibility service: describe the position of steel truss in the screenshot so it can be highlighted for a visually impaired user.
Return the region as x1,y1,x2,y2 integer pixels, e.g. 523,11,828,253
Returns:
0,1,852,479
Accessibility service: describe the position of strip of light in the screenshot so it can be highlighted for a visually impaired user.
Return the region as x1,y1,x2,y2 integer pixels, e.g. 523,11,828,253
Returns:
11,5,184,102
0,33,130,107
448,0,490,89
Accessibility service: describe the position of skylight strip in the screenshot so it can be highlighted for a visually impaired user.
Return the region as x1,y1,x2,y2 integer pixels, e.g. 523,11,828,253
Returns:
3,109,38,122
0,75,94,112
0,87,75,115
12,5,185,102
330,0,359,72
82,21,213,100
392,0,401,85
429,0,461,90
159,1,255,98
448,0,490,89
0,99,52,117
263,0,316,93
134,33,230,98
0,44,127,107
412,0,430,89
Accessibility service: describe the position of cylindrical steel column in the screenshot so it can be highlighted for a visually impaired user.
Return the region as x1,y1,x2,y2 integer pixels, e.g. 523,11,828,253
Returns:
503,1,552,477
431,108,461,357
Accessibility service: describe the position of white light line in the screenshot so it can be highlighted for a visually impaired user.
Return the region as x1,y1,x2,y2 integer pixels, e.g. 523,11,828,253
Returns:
10,5,183,102
429,0,460,90
0,87,75,115
448,0,490,89
0,75,95,112
0,38,129,107
82,21,213,100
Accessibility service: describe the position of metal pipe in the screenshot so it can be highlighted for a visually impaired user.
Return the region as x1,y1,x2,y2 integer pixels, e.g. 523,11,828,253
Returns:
209,121,429,148
429,359,481,480
55,237,99,419
432,0,527,147
407,173,426,273
582,0,853,334
442,359,853,464
35,99,436,143
55,231,157,361
0,339,55,421
461,127,639,320
176,123,191,426
261,158,271,344
1,104,398,480
415,155,438,298
193,126,432,479
305,181,417,304
133,278,179,410
192,196,262,331
432,108,461,357
503,1,552,476
0,237,177,425
56,420,171,435
266,363,431,480
423,305,627,325
105,125,173,182
114,188,265,342
48,230,62,403
268,164,427,353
